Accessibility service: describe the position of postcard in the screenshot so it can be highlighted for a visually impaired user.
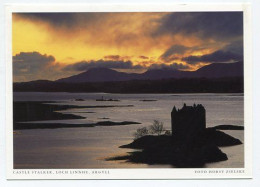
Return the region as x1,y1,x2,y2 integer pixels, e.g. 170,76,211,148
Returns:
5,3,252,179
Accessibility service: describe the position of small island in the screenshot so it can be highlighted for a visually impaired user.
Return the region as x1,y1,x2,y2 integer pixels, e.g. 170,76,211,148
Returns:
139,99,157,102
107,104,243,168
75,98,85,101
96,96,120,102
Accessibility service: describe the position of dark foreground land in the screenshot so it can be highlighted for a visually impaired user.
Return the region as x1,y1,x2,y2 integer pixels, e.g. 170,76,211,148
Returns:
107,128,243,168
14,101,138,130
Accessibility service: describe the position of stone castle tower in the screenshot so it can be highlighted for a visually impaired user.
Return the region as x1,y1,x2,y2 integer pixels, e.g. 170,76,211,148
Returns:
171,103,206,139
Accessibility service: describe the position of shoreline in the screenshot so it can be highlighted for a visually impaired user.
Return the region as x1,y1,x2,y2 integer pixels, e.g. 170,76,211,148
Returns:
107,127,243,168
14,121,141,130
14,101,134,121
13,101,137,130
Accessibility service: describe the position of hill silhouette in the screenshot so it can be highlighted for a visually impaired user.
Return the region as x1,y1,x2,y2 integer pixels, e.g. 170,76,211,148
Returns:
56,61,243,83
13,61,243,93
57,68,140,83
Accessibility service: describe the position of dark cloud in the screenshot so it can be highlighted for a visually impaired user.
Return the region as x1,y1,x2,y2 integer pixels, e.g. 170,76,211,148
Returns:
103,55,131,61
16,13,108,28
63,59,189,72
155,12,243,40
104,55,121,61
13,52,55,74
139,56,149,60
160,44,207,62
182,50,242,64
223,39,243,55
182,39,243,64
148,63,189,70
13,52,58,82
160,45,189,62
63,60,143,71
21,13,75,26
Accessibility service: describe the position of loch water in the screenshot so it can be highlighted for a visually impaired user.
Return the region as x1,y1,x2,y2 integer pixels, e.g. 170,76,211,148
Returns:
13,92,244,169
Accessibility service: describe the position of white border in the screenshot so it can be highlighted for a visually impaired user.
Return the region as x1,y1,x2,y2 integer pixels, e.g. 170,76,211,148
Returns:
5,3,253,179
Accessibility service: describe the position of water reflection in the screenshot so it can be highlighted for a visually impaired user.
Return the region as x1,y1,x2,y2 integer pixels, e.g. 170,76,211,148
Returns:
13,92,244,169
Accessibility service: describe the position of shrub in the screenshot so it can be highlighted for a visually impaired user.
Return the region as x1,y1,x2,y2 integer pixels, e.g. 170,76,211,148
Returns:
134,127,149,139
149,120,165,136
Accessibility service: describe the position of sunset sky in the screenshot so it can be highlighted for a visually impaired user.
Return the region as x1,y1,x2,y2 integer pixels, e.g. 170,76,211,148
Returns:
12,12,243,82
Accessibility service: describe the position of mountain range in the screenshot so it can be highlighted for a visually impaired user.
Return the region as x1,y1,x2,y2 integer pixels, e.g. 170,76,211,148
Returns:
56,61,243,83
13,61,243,93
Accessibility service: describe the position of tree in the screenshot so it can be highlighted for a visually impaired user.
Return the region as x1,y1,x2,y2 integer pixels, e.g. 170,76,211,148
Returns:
134,127,149,139
149,120,165,136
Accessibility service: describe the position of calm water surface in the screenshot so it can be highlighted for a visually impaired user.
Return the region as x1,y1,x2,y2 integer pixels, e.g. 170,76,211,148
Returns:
13,92,244,168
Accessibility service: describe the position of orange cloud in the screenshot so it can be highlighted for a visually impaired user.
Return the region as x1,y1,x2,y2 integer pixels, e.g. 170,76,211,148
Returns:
12,12,243,81
13,13,208,66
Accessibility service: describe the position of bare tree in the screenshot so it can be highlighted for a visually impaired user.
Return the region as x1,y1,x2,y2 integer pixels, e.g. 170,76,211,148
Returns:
149,120,165,136
134,127,149,139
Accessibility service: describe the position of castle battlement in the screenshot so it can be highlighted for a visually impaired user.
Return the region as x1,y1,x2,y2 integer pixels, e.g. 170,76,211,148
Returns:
171,103,206,139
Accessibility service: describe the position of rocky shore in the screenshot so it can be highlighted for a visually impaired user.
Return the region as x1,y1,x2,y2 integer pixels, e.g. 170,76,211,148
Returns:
107,127,243,168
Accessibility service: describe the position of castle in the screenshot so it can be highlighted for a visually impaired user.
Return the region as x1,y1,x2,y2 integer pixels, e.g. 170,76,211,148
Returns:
171,103,206,139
